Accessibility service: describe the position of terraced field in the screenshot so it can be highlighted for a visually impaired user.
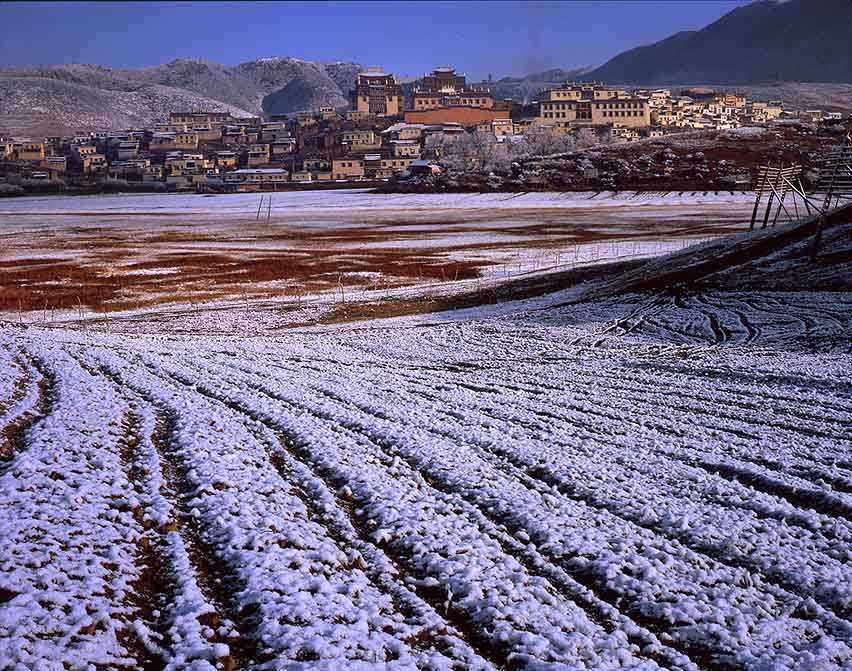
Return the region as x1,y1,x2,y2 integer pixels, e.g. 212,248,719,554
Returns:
2,288,851,670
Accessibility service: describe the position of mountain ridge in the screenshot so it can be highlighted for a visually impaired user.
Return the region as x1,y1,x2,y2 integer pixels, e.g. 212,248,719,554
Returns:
584,0,852,85
0,57,363,137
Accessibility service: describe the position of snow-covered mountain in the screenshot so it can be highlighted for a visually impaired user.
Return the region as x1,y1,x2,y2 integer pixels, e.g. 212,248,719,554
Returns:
0,57,363,137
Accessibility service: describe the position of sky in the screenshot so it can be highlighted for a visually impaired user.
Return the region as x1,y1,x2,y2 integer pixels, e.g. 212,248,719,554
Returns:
0,1,753,79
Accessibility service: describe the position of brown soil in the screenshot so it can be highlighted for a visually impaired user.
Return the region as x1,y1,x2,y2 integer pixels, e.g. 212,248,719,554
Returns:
0,203,750,314
294,258,648,328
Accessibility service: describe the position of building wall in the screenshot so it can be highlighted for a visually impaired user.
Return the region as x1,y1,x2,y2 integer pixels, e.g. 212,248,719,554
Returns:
413,95,442,111
590,99,650,128
397,127,423,140
248,144,271,167
340,130,380,148
82,154,106,173
538,97,650,129
303,158,330,171
331,159,365,180
405,107,510,126
381,158,413,173
537,101,578,125
392,143,420,157
413,93,494,111
18,143,46,161
355,73,402,116
174,133,199,149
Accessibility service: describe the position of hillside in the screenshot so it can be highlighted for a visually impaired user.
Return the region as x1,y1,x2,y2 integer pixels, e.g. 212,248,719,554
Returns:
577,201,852,304
487,66,595,103
586,0,852,85
0,76,252,138
398,67,595,106
0,57,361,137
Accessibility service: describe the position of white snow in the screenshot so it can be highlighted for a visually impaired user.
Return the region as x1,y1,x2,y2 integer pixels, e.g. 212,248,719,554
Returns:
1,285,851,670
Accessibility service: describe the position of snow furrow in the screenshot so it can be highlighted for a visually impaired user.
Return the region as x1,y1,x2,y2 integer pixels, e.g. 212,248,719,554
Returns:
0,353,48,470
70,348,244,671
250,376,848,663
0,345,154,669
148,352,669,671
94,347,498,671
182,354,852,671
334,362,852,609
0,345,26,416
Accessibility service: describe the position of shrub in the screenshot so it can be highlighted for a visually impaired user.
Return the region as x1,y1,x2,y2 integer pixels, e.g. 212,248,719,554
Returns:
0,183,25,196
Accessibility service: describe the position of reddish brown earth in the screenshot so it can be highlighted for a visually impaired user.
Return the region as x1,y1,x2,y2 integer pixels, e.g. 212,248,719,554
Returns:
0,199,753,314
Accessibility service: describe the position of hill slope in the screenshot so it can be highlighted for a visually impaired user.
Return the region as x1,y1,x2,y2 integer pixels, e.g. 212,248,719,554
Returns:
0,57,361,137
586,0,852,85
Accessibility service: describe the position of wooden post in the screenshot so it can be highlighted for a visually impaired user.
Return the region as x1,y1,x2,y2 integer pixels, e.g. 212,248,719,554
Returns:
256,195,264,220
797,178,812,216
749,168,765,230
763,165,780,229
267,194,272,223
761,190,775,229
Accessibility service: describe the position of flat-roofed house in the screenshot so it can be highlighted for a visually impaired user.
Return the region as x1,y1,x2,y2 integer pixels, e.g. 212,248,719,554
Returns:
150,133,179,151
382,124,426,151
536,82,650,129
303,157,331,173
338,129,381,149
216,151,237,169
174,132,200,150
82,153,107,174
345,110,374,122
290,170,313,183
380,157,414,176
271,138,296,159
40,155,67,174
319,106,338,121
18,142,46,161
225,167,290,189
247,144,271,167
391,140,421,158
108,158,150,180
331,158,365,180
116,141,140,160
477,118,515,137
169,111,235,127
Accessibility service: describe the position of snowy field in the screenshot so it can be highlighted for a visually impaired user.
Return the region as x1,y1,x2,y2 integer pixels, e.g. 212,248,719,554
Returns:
0,190,754,316
0,189,757,215
2,286,852,670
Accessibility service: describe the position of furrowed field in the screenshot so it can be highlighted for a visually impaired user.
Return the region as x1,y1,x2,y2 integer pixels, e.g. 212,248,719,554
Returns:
1,190,851,671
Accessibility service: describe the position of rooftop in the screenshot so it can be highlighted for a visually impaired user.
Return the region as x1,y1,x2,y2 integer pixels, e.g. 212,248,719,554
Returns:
232,168,287,174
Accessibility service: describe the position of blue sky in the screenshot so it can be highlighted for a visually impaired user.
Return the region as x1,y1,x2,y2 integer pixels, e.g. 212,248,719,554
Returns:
0,1,751,79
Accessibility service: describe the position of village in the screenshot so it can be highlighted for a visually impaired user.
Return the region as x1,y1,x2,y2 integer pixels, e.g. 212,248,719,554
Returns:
0,65,846,194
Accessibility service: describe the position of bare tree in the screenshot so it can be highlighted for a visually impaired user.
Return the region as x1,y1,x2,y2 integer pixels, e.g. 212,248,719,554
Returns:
431,125,612,173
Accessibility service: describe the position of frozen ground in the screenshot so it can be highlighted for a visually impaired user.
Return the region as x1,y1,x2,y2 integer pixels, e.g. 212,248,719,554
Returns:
2,282,852,670
2,194,850,670
0,190,753,315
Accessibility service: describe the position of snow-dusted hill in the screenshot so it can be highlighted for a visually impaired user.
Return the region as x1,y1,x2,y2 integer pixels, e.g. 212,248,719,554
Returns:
0,57,361,137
